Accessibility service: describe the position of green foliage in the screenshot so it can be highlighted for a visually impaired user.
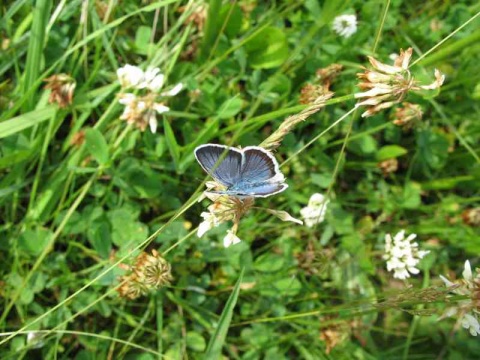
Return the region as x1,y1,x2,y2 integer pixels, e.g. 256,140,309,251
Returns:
376,145,408,161
205,269,244,359
85,128,110,165
244,26,289,69
1,0,480,359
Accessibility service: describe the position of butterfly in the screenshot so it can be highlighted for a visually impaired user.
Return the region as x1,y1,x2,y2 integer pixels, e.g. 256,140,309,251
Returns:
194,144,288,198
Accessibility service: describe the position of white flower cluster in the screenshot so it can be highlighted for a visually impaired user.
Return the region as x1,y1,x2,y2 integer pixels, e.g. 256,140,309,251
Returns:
197,193,246,248
440,260,480,337
116,64,183,133
332,14,357,38
383,230,430,280
198,210,241,248
197,186,301,248
300,193,329,227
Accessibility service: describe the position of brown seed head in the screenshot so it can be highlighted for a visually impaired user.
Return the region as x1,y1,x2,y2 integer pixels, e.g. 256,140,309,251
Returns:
44,74,76,108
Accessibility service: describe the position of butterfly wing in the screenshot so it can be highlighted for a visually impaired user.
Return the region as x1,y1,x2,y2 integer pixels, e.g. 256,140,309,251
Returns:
226,146,287,197
194,144,243,187
240,147,284,183
229,183,288,198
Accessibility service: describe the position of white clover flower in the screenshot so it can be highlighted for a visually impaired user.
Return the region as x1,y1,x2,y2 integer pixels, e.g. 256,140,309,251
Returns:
332,14,357,38
383,230,429,279
138,66,183,95
147,103,170,133
195,185,255,248
162,83,183,97
300,193,329,227
141,67,163,90
146,111,158,134
117,91,174,134
118,94,143,124
197,211,219,237
223,230,241,248
462,313,480,336
153,103,170,114
117,64,144,88
118,92,137,106
440,260,480,337
27,331,45,349
117,64,183,134
117,64,183,94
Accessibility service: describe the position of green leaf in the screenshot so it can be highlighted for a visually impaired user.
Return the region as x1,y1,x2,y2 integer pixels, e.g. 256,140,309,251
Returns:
311,173,331,188
259,277,302,297
205,268,244,359
328,204,354,235
163,118,181,171
154,221,187,243
84,128,109,165
134,26,153,55
0,106,56,139
219,4,243,38
394,182,422,209
348,135,378,156
258,73,292,103
254,253,285,273
416,130,449,172
245,26,289,69
18,227,52,256
107,209,148,247
115,158,164,198
28,166,69,221
187,331,206,352
216,97,243,119
472,82,480,100
20,287,34,305
421,175,473,190
0,150,34,169
376,145,408,161
87,221,112,258
273,277,302,296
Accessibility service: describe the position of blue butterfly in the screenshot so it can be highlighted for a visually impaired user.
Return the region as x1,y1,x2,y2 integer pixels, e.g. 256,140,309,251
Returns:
194,144,288,198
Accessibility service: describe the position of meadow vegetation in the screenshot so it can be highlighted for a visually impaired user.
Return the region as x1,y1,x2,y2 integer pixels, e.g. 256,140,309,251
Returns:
1,0,480,358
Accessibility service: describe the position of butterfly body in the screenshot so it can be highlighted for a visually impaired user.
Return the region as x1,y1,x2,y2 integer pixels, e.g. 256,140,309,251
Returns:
194,144,288,198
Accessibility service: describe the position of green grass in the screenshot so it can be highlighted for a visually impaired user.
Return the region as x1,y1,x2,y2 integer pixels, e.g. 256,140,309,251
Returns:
1,0,480,359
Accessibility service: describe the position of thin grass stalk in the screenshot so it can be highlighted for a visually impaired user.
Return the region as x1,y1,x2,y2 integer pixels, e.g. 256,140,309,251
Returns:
0,191,200,346
117,304,153,358
156,291,164,359
0,330,162,357
26,110,58,215
281,107,357,167
3,1,175,121
412,10,480,67
372,0,391,53
0,174,98,325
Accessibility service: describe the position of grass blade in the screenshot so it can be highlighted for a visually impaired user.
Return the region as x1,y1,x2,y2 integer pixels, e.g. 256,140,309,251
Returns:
22,0,52,111
0,106,56,139
200,0,222,59
205,268,244,359
163,117,181,171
